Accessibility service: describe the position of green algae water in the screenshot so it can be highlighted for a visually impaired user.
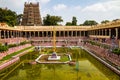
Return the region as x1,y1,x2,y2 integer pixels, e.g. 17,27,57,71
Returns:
0,48,120,80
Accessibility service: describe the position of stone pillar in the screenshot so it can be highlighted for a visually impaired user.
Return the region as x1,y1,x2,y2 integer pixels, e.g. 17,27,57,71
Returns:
38,31,39,37
99,30,100,35
34,32,35,37
96,30,98,35
80,31,81,37
25,32,27,37
93,30,94,35
59,31,61,37
0,30,1,39
105,29,107,36
109,29,111,38
7,31,9,38
102,29,104,36
119,40,120,48
116,28,118,39
18,31,20,37
83,31,85,37
20,31,22,37
42,32,43,37
15,31,17,37
71,31,73,37
10,31,12,38
13,31,15,38
67,31,69,37
46,31,48,37
63,31,65,37
29,32,31,38
75,31,77,37
50,31,52,37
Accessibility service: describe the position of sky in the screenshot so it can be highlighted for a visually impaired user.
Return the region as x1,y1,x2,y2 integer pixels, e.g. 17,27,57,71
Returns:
0,0,120,25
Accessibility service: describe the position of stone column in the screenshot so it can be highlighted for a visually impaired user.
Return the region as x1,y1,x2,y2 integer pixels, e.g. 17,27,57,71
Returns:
29,32,31,38
99,30,100,35
109,29,111,38
0,30,1,39
7,31,9,38
63,31,65,37
92,30,93,35
34,32,35,37
94,30,95,35
18,31,20,37
75,31,77,37
42,32,43,37
50,31,52,37
116,28,118,39
83,31,85,37
67,31,69,37
38,31,39,37
20,31,22,37
80,31,81,37
10,31,12,38
71,31,73,37
46,31,48,37
59,31,61,37
96,30,98,35
102,29,104,36
105,29,107,36
15,31,17,38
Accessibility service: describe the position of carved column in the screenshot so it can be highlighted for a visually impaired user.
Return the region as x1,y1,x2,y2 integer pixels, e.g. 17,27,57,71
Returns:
101,29,103,36
0,30,1,39
38,31,39,37
59,31,61,37
83,31,85,37
80,31,81,37
109,29,111,38
63,31,65,37
116,28,118,39
67,31,69,37
7,31,9,38
33,32,35,37
10,31,12,38
99,30,100,35
105,29,107,36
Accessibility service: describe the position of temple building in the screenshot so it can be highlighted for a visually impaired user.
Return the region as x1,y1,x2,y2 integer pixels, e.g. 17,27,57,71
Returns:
21,2,42,26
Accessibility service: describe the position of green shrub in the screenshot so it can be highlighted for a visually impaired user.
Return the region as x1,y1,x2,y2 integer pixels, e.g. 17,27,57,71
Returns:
8,44,17,48
112,48,120,55
0,45,8,52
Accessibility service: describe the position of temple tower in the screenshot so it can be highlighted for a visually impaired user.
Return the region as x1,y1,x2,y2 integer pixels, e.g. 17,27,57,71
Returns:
21,2,42,26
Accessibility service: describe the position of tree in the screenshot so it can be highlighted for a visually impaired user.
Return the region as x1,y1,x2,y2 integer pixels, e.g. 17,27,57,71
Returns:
65,22,72,26
72,16,77,25
0,8,17,26
65,16,77,26
43,14,63,26
101,20,110,24
83,20,98,26
16,14,23,25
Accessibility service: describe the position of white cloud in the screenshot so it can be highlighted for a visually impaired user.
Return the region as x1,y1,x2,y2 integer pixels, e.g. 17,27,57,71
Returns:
0,0,51,14
82,0,120,12
38,0,50,4
53,4,67,11
82,3,107,12
74,6,81,10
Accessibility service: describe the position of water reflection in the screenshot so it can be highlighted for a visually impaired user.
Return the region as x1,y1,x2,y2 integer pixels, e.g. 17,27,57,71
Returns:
1,48,120,80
